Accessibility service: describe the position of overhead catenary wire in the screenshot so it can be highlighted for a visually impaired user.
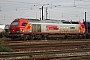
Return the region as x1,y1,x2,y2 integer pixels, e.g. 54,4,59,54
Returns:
0,0,90,11
1,0,39,4
0,0,90,22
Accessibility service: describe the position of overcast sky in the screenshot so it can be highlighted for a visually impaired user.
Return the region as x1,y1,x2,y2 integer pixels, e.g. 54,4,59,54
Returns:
0,0,90,24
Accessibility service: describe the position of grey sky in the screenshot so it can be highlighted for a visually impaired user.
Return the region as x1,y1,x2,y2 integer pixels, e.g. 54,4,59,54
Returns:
0,0,90,24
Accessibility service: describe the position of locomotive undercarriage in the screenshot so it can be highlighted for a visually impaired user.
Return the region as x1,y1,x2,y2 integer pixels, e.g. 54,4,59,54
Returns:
8,33,86,40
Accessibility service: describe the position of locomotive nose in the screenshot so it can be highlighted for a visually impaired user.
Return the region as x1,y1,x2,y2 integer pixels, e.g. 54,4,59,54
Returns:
10,26,17,33
79,23,86,34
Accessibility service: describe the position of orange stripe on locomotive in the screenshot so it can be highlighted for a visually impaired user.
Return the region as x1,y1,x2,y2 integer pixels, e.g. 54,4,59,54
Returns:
24,24,31,30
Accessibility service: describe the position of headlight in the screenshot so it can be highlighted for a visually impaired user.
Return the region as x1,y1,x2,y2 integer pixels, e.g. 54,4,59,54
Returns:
16,31,19,33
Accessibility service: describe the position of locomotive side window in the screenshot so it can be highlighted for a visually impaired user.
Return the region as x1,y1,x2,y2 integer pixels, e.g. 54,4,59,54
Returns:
62,22,71,24
70,27,75,29
11,21,18,26
71,22,78,24
22,23,27,26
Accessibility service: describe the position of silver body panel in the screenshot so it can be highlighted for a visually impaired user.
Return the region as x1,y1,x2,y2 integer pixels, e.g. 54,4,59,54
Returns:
25,22,82,34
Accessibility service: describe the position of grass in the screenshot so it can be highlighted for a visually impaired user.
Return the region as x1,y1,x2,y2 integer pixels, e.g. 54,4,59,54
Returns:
0,39,13,52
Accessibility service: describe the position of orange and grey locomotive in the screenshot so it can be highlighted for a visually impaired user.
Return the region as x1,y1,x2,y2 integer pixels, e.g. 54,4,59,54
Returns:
8,18,86,40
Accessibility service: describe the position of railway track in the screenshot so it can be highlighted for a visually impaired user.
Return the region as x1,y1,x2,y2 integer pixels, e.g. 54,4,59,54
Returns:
0,49,90,60
7,42,89,52
4,39,90,52
1,38,90,60
4,39,90,45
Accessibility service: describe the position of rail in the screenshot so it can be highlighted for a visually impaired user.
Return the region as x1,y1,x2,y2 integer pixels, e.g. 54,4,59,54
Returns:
0,49,90,60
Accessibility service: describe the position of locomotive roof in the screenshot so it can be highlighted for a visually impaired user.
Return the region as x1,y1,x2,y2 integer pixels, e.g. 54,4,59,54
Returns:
27,19,62,23
27,19,40,22
39,20,62,23
26,19,80,24
29,20,79,24
62,21,79,24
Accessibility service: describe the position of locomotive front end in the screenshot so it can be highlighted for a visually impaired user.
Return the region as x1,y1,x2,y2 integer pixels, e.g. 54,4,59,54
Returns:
78,22,86,34
9,18,28,39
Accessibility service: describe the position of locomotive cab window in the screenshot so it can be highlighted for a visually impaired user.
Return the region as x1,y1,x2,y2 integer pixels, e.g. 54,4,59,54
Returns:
11,21,19,26
22,23,27,26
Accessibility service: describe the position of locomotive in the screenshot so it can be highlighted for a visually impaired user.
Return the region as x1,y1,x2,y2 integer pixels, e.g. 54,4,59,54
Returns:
7,18,87,40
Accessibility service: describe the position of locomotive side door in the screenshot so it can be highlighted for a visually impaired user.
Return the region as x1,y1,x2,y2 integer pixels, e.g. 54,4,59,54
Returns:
32,24,41,32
